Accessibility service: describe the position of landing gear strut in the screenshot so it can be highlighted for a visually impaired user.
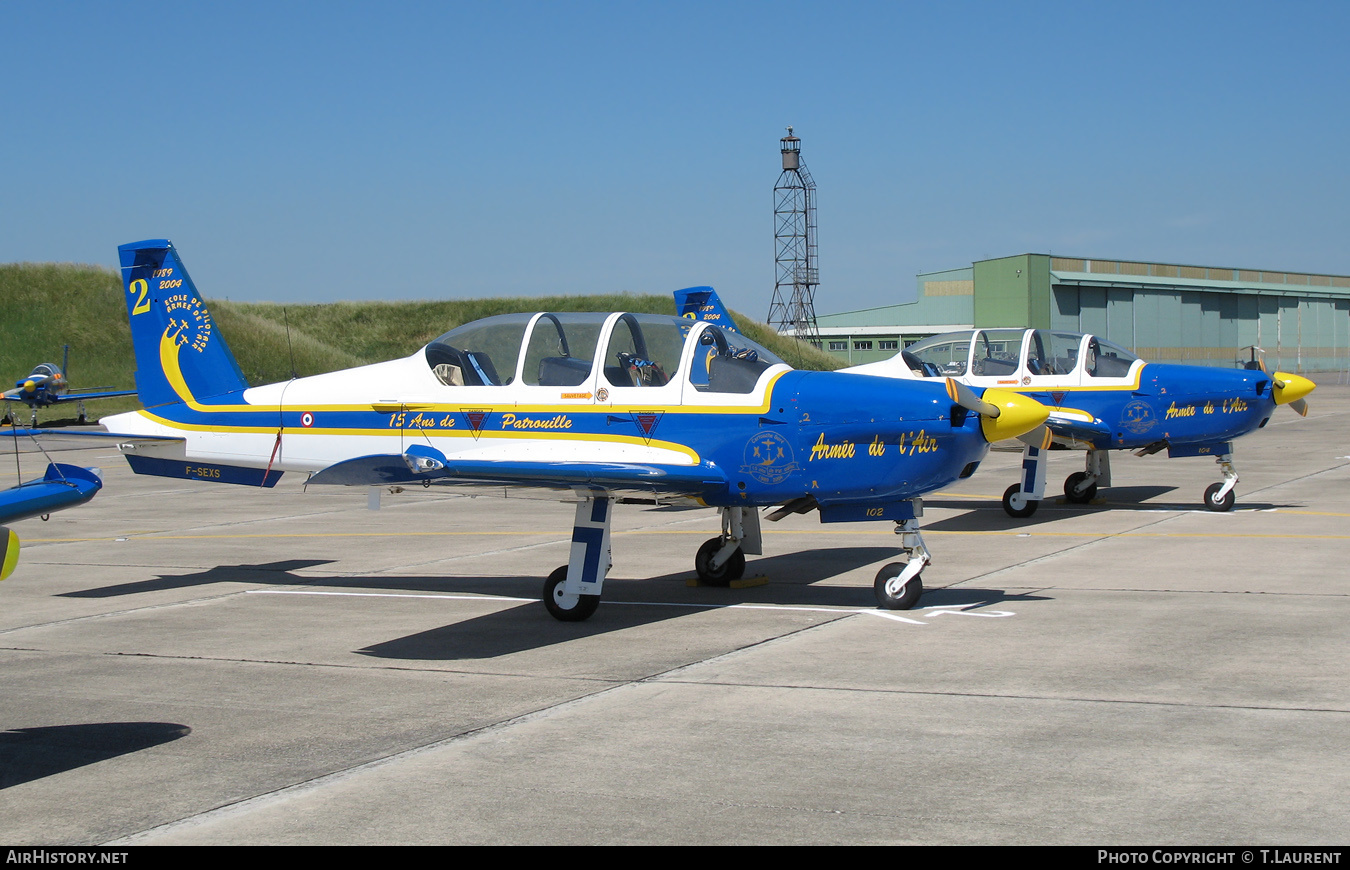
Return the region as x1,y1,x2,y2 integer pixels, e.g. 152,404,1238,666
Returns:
542,495,612,622
1001,443,1047,518
694,506,761,586
1204,453,1238,512
1064,448,1110,504
873,509,930,610
1002,484,1037,519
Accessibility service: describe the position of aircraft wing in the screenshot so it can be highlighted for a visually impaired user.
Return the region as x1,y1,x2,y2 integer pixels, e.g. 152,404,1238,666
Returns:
58,389,137,401
309,452,729,500
1044,409,1112,447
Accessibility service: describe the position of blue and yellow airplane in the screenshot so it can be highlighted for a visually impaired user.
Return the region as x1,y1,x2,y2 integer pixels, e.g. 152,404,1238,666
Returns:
101,240,1051,620
846,328,1315,517
3,346,135,427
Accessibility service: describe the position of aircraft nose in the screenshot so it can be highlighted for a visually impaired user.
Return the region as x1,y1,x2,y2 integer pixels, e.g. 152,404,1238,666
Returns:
1272,372,1315,405
22,380,36,393
977,389,1051,443
945,379,1051,443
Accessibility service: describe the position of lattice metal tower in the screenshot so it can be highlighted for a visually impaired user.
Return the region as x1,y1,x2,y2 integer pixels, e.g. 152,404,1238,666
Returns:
767,127,821,344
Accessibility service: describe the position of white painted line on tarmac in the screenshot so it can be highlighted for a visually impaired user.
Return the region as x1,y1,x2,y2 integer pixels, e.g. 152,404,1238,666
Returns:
246,588,954,624
248,589,536,603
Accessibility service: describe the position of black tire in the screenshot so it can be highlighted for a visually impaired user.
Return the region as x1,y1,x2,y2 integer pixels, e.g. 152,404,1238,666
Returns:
1001,483,1039,518
874,562,923,610
695,537,745,586
1064,471,1097,504
1204,482,1235,512
542,566,600,622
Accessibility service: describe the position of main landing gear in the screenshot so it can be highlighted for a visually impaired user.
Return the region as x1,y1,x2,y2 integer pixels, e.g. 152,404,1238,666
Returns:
693,506,762,586
542,496,612,622
541,502,767,622
873,516,931,610
1001,442,1048,518
1001,445,1112,518
1002,483,1038,519
541,498,932,619
998,442,1241,515
1065,449,1110,504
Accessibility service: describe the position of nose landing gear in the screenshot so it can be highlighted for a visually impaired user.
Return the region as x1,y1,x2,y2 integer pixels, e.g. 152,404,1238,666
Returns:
873,515,930,610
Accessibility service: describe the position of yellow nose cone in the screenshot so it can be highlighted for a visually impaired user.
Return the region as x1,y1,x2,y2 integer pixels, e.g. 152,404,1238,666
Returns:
22,380,36,393
978,389,1051,443
1272,372,1315,406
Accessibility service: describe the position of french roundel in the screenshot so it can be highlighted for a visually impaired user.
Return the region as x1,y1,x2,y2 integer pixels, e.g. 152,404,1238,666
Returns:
301,412,314,428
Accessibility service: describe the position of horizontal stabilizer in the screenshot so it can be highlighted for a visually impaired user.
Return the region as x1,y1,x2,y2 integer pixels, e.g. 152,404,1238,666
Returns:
0,463,103,525
124,455,282,487
309,453,727,497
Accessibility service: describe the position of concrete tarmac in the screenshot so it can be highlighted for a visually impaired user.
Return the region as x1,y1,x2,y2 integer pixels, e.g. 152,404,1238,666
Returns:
0,387,1346,845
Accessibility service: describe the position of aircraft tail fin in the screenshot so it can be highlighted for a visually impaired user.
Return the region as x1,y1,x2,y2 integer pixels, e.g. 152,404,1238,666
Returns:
674,286,740,335
118,240,249,408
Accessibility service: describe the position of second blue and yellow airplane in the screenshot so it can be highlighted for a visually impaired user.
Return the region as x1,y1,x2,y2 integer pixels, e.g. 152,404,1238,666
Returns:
847,327,1315,516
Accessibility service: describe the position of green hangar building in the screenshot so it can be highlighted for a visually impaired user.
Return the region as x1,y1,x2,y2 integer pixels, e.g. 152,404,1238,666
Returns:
817,254,1350,374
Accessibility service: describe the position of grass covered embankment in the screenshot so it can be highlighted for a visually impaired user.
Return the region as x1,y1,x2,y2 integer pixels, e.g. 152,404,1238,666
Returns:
0,263,841,424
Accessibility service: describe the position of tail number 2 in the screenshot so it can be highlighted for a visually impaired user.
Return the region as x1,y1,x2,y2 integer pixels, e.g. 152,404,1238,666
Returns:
129,278,151,315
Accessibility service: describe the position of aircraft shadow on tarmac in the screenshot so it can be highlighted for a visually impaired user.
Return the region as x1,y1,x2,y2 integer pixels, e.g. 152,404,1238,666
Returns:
356,549,1049,661
60,559,338,598
54,549,1046,659
924,485,1289,532
357,583,1049,661
0,722,190,789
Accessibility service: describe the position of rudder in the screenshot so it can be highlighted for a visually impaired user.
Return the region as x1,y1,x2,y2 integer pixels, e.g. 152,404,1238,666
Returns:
673,286,741,335
119,240,249,407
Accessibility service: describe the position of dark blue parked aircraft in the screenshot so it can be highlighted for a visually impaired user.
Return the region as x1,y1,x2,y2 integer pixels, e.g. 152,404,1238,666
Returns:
3,346,135,427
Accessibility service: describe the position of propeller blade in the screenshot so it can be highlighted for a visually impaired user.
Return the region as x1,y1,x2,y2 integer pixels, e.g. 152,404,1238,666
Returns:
946,379,1050,443
945,378,997,418
0,526,17,581
1289,398,1309,417
1016,423,1053,450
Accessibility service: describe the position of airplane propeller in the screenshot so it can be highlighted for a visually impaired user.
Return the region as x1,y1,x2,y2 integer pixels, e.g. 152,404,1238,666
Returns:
945,378,1050,444
1255,358,1314,417
1271,371,1315,417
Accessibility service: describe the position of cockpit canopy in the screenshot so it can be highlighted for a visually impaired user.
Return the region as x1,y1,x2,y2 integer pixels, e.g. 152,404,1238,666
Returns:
423,312,786,394
903,329,1140,381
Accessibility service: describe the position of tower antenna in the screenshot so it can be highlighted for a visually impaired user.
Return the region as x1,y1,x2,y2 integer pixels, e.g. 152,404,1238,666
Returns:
767,126,821,346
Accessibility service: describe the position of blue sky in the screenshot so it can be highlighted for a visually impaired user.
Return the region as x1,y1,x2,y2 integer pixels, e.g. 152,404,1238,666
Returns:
2,1,1346,317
